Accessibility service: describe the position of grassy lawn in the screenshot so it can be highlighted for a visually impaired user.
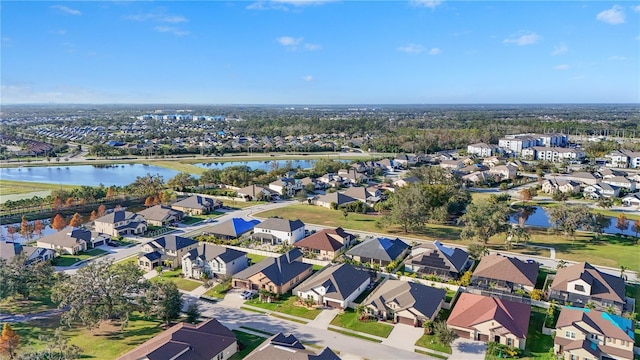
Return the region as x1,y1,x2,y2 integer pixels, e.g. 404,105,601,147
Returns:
203,282,232,299
590,208,640,221
248,253,269,265
230,330,267,360
329,309,394,338
224,200,267,209
115,255,138,265
245,295,321,320
0,292,57,315
525,307,555,358
182,216,204,225
151,269,202,291
151,160,206,175
625,285,640,321
0,179,77,195
52,248,108,266
255,205,640,271
328,327,383,343
11,313,164,359
415,333,453,354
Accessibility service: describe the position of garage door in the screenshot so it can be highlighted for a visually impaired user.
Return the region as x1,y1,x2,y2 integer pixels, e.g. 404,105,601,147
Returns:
454,329,470,339
397,316,416,326
93,239,105,247
326,300,342,309
478,334,489,342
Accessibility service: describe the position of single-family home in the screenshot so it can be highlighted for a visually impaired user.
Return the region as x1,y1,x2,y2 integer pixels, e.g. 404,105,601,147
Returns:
205,218,260,240
439,160,465,170
237,184,274,201
138,235,199,271
394,153,418,168
294,227,354,261
373,158,395,171
339,169,369,185
170,195,221,215
461,171,491,185
182,243,247,280
340,186,378,204
548,262,626,315
487,164,517,180
314,192,357,209
94,210,147,237
541,179,581,194
294,263,372,309
0,241,55,264
482,156,504,168
346,237,410,267
244,333,341,360
405,241,472,280
137,205,183,226
554,307,635,360
622,192,640,207
471,254,539,294
565,172,600,186
447,292,531,349
602,176,636,191
37,226,110,254
583,183,620,199
232,249,313,294
364,280,446,327
251,217,305,245
269,178,303,196
599,168,628,179
393,176,421,188
118,318,237,360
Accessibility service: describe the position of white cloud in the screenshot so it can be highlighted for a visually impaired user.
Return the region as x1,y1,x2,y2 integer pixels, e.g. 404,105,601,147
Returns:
278,36,303,46
304,43,321,51
551,43,568,56
608,55,627,61
51,5,81,16
303,75,314,82
126,11,188,23
410,0,443,9
398,44,425,53
503,31,541,46
247,0,335,11
554,64,570,70
429,47,441,55
596,5,625,25
633,5,640,12
154,26,189,36
272,0,336,6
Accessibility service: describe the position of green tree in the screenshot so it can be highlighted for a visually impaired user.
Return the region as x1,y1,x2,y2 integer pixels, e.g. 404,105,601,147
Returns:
386,184,429,233
547,204,592,240
433,321,456,347
15,328,80,360
167,172,197,190
506,225,530,250
615,214,629,235
185,302,201,324
52,260,145,329
458,200,511,243
143,281,182,326
467,243,489,260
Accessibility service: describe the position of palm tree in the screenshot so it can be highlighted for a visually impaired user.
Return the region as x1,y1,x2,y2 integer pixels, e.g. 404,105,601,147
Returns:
355,304,368,321
619,265,628,281
556,260,568,270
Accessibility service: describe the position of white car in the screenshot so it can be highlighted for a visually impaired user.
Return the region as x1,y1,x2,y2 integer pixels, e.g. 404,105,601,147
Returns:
239,290,250,299
242,290,257,300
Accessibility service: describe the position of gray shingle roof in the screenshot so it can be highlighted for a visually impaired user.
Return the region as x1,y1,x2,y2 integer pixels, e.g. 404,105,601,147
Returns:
346,237,409,262
256,217,305,232
233,249,311,286
367,280,445,320
151,235,198,251
294,263,371,301
185,243,246,264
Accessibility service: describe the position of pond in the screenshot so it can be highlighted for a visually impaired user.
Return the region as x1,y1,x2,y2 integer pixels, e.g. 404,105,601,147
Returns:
510,206,637,236
1,221,56,244
195,159,343,172
0,164,180,187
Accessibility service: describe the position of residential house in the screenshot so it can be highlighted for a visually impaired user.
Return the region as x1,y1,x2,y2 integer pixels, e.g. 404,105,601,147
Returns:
439,160,465,170
394,153,418,168
364,280,445,327
170,195,221,215
606,149,640,169
244,333,341,360
461,171,491,185
317,173,341,188
118,318,237,360
137,205,183,226
373,158,395,171
599,168,628,179
622,192,640,207
138,235,198,271
237,184,273,201
205,218,260,240
393,176,421,188
482,156,504,168
294,263,372,309
300,176,323,190
294,227,354,261
341,186,378,204
487,164,517,181
583,183,620,199
37,226,110,254
405,241,472,280
548,262,626,315
0,241,55,264
339,169,369,185
447,293,531,349
182,243,248,280
232,249,313,294
94,210,147,237
565,172,600,186
602,176,636,191
345,237,410,267
251,217,305,245
467,143,499,157
471,254,539,294
314,192,356,209
554,307,634,360
541,179,581,194
269,178,303,197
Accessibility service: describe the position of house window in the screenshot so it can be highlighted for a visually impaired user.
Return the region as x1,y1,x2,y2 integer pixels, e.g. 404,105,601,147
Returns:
565,331,576,339
507,338,512,346
590,334,598,341
574,284,585,292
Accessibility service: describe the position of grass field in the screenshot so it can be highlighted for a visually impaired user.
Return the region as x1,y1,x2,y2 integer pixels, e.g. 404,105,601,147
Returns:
52,248,108,266
0,292,57,315
230,330,267,360
255,204,640,271
248,253,269,264
524,307,555,358
329,309,394,338
0,179,77,195
151,269,202,291
415,333,452,354
203,282,232,299
245,295,321,320
11,313,164,359
150,160,206,175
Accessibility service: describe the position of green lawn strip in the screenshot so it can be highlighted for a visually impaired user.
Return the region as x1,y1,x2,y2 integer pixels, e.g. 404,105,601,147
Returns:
444,289,456,303
150,160,206,175
150,276,202,292
0,292,57,315
0,179,78,195
312,264,326,272
269,312,309,324
329,309,393,338
354,278,385,304
230,330,267,360
244,295,321,320
115,255,138,265
241,306,267,314
203,282,232,299
415,334,452,354
525,307,554,358
181,216,204,225
590,208,640,221
327,327,383,343
224,200,267,209
247,253,269,264
415,349,448,359
239,326,274,336
625,285,640,321
11,313,164,359
51,248,108,266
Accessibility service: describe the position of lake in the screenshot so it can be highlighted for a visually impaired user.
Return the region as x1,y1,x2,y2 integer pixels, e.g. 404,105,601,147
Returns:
195,159,338,172
510,206,637,236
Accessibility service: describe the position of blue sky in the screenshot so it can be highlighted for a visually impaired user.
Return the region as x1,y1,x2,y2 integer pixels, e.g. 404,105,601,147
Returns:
1,1,639,104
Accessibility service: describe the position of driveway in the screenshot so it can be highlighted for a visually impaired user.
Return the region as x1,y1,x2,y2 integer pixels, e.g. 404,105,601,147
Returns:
451,338,487,360
307,308,339,329
217,288,248,309
381,323,424,349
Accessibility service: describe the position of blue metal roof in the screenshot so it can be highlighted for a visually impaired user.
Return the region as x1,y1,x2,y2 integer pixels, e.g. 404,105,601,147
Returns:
231,218,260,236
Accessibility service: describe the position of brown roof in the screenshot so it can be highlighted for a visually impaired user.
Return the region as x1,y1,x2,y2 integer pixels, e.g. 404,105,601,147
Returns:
294,228,352,252
244,333,341,360
549,262,625,303
472,254,538,287
118,318,236,360
447,293,531,339
556,307,634,342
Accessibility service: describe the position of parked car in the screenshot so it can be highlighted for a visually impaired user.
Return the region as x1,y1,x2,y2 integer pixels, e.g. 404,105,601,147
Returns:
242,290,257,300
